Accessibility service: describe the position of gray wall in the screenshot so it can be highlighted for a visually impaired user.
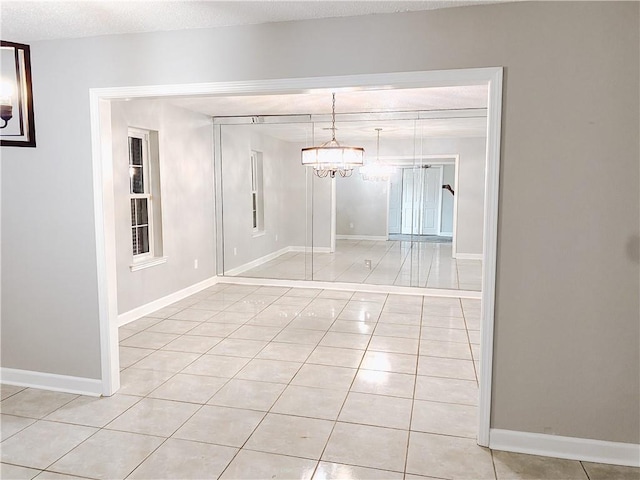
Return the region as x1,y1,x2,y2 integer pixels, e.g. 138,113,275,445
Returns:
111,100,216,314
1,2,638,445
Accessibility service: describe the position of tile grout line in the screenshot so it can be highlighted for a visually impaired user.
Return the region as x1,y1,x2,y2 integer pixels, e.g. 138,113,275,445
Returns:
216,289,356,479
124,284,283,480
403,293,426,476
120,284,280,478
309,290,386,479
459,297,480,387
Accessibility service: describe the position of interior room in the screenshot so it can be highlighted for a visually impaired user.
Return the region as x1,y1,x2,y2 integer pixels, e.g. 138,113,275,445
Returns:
1,2,638,480
169,86,487,292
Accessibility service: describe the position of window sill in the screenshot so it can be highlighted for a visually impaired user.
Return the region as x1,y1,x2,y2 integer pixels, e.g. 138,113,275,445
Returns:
130,256,168,272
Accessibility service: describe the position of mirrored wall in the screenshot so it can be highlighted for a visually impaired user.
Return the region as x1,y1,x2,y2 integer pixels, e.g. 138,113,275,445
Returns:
214,113,485,291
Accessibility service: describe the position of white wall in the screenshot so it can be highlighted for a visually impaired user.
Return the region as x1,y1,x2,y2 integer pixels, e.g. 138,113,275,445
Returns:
111,99,216,314
336,172,388,238
1,2,637,446
311,173,334,250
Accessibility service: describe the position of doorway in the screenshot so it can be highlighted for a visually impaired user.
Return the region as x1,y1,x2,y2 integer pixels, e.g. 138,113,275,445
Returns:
396,165,443,236
90,67,503,448
389,163,455,239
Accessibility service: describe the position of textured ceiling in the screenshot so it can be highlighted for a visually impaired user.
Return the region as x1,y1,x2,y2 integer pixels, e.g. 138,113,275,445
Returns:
1,0,507,42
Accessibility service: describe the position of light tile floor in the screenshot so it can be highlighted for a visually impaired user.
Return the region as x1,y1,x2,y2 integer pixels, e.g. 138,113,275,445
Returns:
232,239,483,291
2,284,637,480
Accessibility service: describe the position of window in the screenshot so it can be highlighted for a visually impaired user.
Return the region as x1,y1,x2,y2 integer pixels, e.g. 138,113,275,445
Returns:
251,151,265,234
128,128,164,268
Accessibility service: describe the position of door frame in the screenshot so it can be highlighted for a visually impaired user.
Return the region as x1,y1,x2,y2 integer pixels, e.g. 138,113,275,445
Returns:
387,157,458,239
89,67,502,447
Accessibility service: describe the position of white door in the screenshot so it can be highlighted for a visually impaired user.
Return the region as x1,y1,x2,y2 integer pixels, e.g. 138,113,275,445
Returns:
401,168,416,234
400,166,442,235
420,166,442,235
388,169,402,234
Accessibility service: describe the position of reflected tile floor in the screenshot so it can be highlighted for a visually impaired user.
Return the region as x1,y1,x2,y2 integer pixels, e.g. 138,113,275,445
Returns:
1,284,636,480
233,239,483,291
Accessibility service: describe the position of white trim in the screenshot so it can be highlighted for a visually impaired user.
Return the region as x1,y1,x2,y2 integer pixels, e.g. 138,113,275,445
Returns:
436,165,444,236
385,176,391,239
477,67,503,447
219,276,482,299
451,154,461,258
335,235,388,241
224,247,291,276
214,108,487,125
88,69,504,101
330,178,337,253
0,368,103,397
91,96,120,396
455,253,483,261
129,256,168,272
490,429,640,467
117,275,219,327
90,68,502,440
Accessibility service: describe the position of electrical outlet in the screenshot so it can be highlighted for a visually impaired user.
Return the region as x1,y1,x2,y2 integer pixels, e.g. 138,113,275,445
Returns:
364,259,372,269
233,247,237,256
275,234,278,241
194,259,198,269
349,222,354,228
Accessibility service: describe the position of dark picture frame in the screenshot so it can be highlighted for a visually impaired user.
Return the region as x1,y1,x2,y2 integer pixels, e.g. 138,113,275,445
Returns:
1,41,36,147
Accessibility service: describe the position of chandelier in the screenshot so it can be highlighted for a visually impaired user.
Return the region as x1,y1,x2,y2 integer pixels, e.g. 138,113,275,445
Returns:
360,128,395,182
301,93,364,178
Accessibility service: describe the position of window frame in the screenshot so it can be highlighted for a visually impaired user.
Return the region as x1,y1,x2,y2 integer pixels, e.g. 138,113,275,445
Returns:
250,150,265,235
128,128,154,262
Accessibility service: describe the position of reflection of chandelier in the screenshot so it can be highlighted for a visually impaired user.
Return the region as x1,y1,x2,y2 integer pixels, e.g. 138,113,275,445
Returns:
301,93,365,178
360,128,395,181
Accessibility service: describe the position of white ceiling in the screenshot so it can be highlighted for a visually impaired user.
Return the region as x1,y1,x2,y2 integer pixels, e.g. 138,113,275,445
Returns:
163,84,489,141
235,116,488,144
168,85,488,117
2,1,508,43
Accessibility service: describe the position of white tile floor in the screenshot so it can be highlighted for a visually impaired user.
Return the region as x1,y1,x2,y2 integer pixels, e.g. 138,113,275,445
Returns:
233,239,483,291
1,283,637,480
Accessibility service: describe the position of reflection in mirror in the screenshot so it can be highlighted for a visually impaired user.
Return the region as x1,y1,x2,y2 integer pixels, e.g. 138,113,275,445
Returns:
218,113,485,292
220,122,313,280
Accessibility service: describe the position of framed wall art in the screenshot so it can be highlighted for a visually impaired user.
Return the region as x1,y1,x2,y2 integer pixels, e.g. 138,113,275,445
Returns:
1,41,36,147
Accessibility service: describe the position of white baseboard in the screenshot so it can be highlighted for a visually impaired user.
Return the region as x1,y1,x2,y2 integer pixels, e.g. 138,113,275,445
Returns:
224,247,291,276
118,275,219,327
336,235,388,241
0,367,103,397
490,428,640,467
454,253,483,260
439,232,453,238
226,246,339,278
